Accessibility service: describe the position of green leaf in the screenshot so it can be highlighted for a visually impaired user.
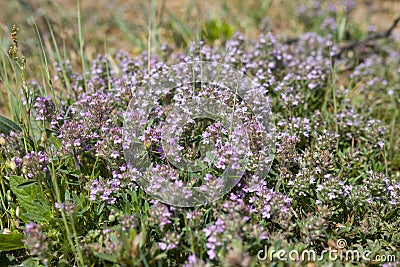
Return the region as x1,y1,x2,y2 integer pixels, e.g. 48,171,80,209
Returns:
205,151,216,162
97,202,105,215
10,176,51,223
78,206,90,216
19,257,44,267
0,115,34,148
16,180,37,189
384,207,399,220
202,19,234,43
0,115,21,135
48,132,62,149
92,251,118,263
0,232,24,251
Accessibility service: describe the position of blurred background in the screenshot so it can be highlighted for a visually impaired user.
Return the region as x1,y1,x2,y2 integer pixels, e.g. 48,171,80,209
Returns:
0,0,400,115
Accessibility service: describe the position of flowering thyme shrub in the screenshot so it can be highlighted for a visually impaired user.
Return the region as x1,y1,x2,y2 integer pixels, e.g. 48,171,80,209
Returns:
1,6,400,267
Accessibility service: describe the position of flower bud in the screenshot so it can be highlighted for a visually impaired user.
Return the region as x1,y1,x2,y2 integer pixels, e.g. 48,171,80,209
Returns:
108,214,116,222
144,140,151,149
9,160,17,171
0,136,6,146
6,191,12,202
41,131,47,145
16,206,20,218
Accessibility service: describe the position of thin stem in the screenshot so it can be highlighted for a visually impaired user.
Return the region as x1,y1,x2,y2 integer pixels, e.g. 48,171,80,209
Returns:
50,162,85,267
77,0,87,90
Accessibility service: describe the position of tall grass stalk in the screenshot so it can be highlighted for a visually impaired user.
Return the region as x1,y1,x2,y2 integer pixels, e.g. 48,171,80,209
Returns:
77,0,87,90
50,163,85,267
44,16,73,98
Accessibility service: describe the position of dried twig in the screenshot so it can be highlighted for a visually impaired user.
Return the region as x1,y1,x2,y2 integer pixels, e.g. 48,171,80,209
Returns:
336,15,400,57
283,15,400,58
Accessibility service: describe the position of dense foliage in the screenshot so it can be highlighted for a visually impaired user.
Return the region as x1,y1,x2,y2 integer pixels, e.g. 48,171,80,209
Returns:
0,0,399,266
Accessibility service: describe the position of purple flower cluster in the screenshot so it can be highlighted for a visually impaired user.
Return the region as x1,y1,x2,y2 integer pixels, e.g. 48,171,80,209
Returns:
121,214,136,232
296,0,355,31
158,230,180,251
148,201,173,229
89,169,136,204
23,222,48,256
33,96,55,121
183,254,206,267
70,31,399,263
58,90,122,156
17,151,50,179
203,217,225,259
55,200,75,216
350,52,400,99
1,131,26,169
